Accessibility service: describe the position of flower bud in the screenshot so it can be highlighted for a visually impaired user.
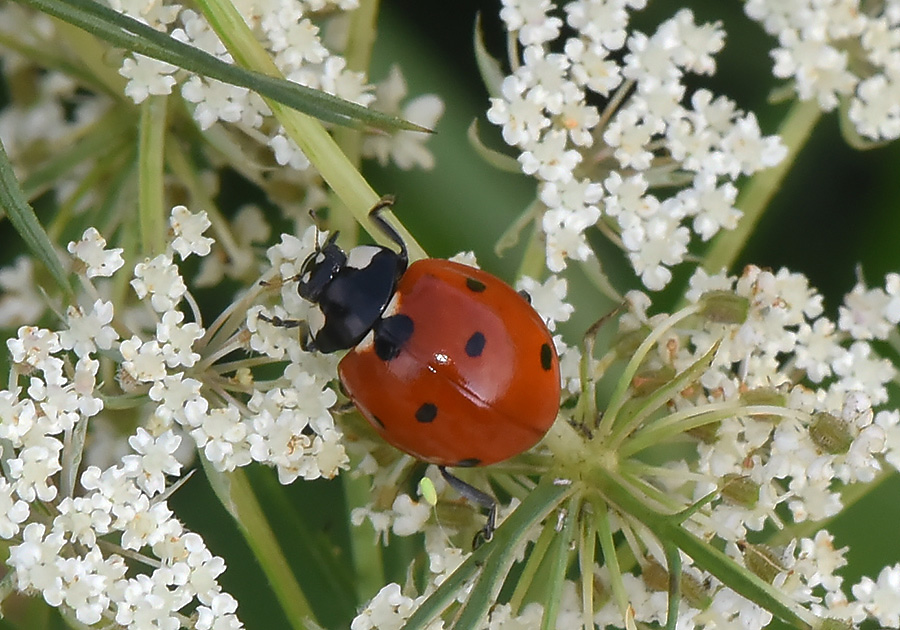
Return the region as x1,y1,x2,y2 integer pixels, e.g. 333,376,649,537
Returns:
698,291,749,325
740,542,785,584
740,388,787,423
810,412,853,454
721,473,759,508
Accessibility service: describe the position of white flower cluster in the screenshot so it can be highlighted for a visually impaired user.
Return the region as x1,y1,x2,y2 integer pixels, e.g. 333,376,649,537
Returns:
111,0,443,171
607,264,900,625
348,261,900,629
0,206,350,627
745,0,900,141
487,1,786,289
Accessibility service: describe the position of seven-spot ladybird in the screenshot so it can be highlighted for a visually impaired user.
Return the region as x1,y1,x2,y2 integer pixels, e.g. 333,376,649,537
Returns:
294,196,561,540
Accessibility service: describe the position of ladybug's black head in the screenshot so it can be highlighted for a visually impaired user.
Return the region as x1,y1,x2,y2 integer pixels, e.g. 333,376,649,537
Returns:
297,232,346,303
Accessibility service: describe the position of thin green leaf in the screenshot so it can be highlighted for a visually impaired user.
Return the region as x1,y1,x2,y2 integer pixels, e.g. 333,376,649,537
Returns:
609,340,721,448
540,498,578,630
200,459,317,630
402,479,574,630
15,0,428,133
138,96,168,256
451,481,573,630
0,139,73,297
467,119,522,174
595,471,815,630
663,543,682,630
494,197,540,258
474,12,506,99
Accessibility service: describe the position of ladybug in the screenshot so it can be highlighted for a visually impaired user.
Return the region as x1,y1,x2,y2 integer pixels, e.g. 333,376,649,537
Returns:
294,196,561,539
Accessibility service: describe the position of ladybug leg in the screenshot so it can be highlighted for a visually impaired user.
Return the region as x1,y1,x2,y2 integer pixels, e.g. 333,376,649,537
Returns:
368,195,408,273
255,313,315,351
438,466,497,546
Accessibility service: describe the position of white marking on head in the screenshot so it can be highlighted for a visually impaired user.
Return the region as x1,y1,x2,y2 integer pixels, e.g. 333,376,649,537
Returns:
347,246,381,270
307,305,325,337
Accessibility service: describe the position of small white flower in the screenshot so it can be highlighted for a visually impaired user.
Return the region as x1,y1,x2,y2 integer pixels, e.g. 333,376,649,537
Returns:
118,54,178,104
487,75,551,147
499,0,563,46
58,299,118,357
839,281,895,341
351,583,419,630
853,564,900,628
120,336,168,383
122,428,183,496
181,76,260,130
131,254,187,312
516,275,574,330
542,205,601,272
196,592,242,630
8,441,63,502
8,325,62,369
0,477,30,539
7,523,66,598
169,205,214,259
390,494,431,537
157,310,204,368
189,405,252,472
67,227,125,278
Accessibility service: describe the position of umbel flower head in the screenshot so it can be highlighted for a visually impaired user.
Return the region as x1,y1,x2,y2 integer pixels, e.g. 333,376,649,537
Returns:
3,0,900,629
485,2,787,289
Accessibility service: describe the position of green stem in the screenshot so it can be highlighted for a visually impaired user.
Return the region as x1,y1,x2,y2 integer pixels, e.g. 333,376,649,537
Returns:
330,0,381,246
200,460,316,630
194,0,427,261
507,513,557,613
0,134,73,296
516,220,548,281
137,95,168,256
702,99,822,274
401,479,574,630
595,470,816,630
342,473,385,603
541,497,578,630
596,303,702,439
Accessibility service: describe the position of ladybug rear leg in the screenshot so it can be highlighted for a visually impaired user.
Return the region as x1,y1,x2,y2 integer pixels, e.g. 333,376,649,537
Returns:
438,466,497,547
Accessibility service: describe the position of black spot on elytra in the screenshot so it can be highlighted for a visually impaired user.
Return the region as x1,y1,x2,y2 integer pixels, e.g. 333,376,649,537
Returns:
540,343,553,371
373,314,414,361
415,402,437,423
466,277,486,292
456,458,481,467
465,332,486,357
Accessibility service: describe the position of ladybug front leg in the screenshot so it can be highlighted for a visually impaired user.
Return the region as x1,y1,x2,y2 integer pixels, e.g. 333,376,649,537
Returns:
438,466,497,548
255,313,316,351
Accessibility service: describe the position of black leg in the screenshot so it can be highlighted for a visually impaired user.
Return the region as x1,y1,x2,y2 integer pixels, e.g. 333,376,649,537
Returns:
256,313,314,351
369,196,408,272
439,466,497,547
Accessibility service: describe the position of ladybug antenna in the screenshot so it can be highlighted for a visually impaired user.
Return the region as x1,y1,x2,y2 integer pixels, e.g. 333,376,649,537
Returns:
368,195,408,270
438,466,496,547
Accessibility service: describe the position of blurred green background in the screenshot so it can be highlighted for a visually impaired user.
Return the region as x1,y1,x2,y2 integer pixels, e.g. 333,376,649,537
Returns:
4,0,900,628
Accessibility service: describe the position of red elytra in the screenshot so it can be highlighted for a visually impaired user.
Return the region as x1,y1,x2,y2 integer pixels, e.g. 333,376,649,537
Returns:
338,258,561,467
